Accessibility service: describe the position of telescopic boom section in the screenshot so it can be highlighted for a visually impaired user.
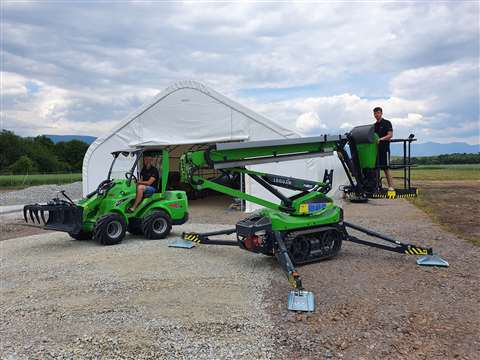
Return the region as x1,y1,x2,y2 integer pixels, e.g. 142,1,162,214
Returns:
180,135,348,211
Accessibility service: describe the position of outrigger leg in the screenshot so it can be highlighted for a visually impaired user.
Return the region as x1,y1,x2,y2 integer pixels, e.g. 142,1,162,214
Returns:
344,221,449,267
273,231,315,312
170,228,238,248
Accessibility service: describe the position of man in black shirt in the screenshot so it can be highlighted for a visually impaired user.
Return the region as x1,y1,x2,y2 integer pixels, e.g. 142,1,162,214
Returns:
127,155,160,212
373,107,394,189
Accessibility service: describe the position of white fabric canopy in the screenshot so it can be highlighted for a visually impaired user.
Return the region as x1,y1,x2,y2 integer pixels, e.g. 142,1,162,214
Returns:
82,80,347,210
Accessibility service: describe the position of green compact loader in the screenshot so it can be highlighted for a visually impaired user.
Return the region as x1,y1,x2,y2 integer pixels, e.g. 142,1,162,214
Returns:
24,149,188,245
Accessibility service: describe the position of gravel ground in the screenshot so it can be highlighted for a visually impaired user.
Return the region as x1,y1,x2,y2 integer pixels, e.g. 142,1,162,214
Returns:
1,192,479,359
266,199,480,360
0,182,83,206
1,223,276,359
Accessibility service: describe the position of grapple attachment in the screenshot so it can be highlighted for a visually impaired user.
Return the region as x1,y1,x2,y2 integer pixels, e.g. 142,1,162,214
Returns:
23,201,83,235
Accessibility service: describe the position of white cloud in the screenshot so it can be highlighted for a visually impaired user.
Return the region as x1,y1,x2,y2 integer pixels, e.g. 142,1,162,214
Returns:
1,2,478,144
1,71,29,95
296,112,325,133
340,122,353,129
248,58,479,143
390,113,425,128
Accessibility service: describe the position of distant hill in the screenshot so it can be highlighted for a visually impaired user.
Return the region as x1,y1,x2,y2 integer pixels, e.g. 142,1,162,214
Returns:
391,142,479,157
45,134,96,144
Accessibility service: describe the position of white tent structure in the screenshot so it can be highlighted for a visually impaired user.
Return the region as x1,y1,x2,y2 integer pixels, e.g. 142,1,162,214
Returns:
83,80,347,212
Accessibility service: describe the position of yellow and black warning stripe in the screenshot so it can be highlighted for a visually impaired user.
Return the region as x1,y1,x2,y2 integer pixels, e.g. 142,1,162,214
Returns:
369,190,417,199
183,233,202,243
394,193,416,198
405,247,429,255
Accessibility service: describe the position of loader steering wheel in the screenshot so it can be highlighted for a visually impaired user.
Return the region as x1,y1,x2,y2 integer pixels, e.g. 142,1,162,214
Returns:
125,172,137,185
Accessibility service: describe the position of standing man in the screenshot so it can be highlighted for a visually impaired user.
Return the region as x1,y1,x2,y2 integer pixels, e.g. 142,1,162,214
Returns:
373,107,394,190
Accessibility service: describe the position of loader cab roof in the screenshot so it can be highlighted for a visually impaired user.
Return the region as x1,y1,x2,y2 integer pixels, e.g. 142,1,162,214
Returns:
111,147,166,157
111,149,136,157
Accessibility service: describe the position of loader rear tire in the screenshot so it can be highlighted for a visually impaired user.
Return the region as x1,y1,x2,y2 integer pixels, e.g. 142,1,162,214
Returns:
69,230,92,241
142,210,172,239
94,213,126,246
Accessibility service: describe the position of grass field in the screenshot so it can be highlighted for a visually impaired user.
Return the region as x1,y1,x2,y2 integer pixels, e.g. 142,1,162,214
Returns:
392,164,480,181
0,173,82,189
392,164,480,246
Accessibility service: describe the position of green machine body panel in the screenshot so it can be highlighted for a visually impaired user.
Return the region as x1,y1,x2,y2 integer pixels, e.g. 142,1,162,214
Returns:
259,205,342,232
356,133,379,169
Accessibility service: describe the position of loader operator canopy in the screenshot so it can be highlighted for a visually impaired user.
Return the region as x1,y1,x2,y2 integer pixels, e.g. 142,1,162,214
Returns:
108,149,163,184
108,150,137,181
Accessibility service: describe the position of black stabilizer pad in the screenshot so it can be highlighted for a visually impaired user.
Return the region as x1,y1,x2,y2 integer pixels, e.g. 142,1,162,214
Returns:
350,125,376,144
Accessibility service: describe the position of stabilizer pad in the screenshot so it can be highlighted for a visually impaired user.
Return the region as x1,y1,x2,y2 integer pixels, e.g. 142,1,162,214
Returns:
287,290,315,312
416,255,449,267
168,239,195,249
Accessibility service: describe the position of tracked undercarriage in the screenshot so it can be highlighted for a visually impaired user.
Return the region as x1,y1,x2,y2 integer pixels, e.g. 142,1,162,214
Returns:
284,226,344,265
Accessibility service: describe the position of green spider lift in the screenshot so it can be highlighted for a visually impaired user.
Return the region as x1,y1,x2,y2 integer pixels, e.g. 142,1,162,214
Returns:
179,128,448,312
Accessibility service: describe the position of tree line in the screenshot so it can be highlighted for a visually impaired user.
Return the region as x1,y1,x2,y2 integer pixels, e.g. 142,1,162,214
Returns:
413,153,479,165
0,130,90,174
391,153,480,165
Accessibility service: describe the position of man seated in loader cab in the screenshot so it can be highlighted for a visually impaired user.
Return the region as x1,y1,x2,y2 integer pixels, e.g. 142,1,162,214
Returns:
127,154,160,212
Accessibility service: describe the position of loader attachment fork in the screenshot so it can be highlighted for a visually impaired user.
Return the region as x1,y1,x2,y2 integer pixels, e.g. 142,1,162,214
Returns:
23,197,83,235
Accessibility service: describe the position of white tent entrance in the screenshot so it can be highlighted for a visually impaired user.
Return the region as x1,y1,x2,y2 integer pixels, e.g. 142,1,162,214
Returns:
82,80,347,212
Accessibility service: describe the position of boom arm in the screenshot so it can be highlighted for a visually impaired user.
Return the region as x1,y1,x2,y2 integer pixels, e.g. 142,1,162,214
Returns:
180,135,348,213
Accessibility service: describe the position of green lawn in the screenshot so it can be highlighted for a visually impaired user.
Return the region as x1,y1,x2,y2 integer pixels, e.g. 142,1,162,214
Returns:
393,164,480,181
0,173,82,189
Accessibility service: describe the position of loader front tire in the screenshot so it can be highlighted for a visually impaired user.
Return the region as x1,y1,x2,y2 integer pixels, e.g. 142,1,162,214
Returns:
94,213,126,246
142,210,172,239
69,230,92,241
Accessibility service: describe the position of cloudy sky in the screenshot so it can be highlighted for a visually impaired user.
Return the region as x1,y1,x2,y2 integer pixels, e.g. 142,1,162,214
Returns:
1,1,479,144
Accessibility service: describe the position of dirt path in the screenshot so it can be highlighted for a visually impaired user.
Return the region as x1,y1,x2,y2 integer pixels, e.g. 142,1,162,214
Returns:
413,180,480,245
1,198,478,359
266,198,480,360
